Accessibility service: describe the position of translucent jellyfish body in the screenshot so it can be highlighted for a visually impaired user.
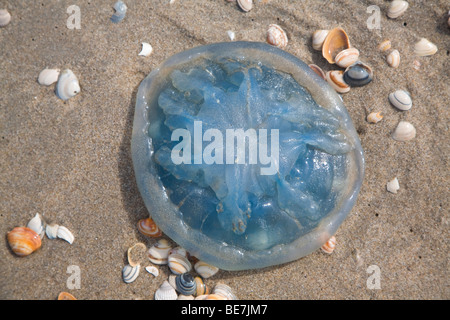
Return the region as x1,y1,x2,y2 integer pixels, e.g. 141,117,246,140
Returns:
131,42,364,270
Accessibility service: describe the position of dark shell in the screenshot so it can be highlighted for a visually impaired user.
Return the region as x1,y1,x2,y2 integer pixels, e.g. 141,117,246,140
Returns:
175,273,197,296
343,61,373,87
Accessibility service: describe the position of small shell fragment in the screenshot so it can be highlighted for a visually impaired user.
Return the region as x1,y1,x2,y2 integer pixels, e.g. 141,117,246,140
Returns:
145,265,159,277
335,48,360,68
392,121,416,141
127,242,148,267
56,69,80,101
326,70,350,93
138,42,153,57
322,27,351,64
137,217,162,238
0,9,11,27
194,260,219,279
312,30,329,51
389,90,412,111
237,0,253,12
110,1,127,23
57,292,77,300
27,213,45,238
266,24,288,49
38,68,60,86
122,264,140,283
387,177,400,194
7,227,42,257
387,1,409,19
414,38,438,56
155,280,178,300
367,112,383,124
386,49,400,68
378,39,392,52
321,236,337,254
45,223,59,239
227,30,235,41
56,225,74,244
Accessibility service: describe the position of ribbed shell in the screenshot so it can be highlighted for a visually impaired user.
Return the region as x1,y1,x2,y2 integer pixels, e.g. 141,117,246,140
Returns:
7,227,42,257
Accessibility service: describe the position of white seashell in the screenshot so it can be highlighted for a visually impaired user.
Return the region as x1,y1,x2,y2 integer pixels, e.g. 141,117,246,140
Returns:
122,264,140,283
387,0,409,19
386,49,400,68
144,265,159,277
414,38,438,56
227,30,235,41
367,112,383,124
237,0,252,12
168,274,177,289
392,121,416,141
56,69,80,101
377,39,392,52
155,280,178,300
312,30,329,51
387,177,400,194
38,68,60,86
56,225,74,244
45,223,59,239
111,1,127,23
27,213,45,238
138,42,153,57
0,9,11,27
335,48,360,68
389,90,412,111
178,294,195,300
212,283,238,300
266,24,288,49
194,260,219,279
168,253,192,275
147,239,172,265
326,70,350,93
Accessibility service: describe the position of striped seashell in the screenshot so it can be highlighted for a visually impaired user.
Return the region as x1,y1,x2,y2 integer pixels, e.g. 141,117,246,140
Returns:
266,24,288,49
38,68,60,86
321,236,336,254
27,213,45,238
237,0,253,12
335,48,360,68
389,90,412,111
194,276,210,297
56,225,74,244
367,112,383,124
392,121,416,141
168,253,192,275
377,39,392,52
175,273,197,295
387,177,400,194
326,70,350,93
414,38,438,56
312,30,329,51
7,227,42,257
155,280,178,300
309,64,326,80
137,217,162,238
0,9,11,27
387,0,409,19
122,264,140,283
212,283,238,300
148,239,172,265
194,260,219,279
127,242,148,267
322,27,350,64
386,49,400,68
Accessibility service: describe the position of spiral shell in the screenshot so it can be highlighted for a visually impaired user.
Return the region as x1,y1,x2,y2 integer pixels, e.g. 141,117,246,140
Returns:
322,27,350,64
122,264,140,283
27,213,45,238
237,0,253,12
110,1,127,23
414,38,438,56
389,90,412,111
194,260,219,279
168,253,192,275
335,48,360,68
148,239,172,265
175,273,197,295
392,121,416,141
38,68,60,86
266,24,288,49
0,9,11,27
386,49,400,68
7,227,42,256
321,236,337,254
155,280,178,300
212,283,238,300
312,30,329,51
326,70,350,93
387,0,409,19
367,112,383,124
56,69,80,101
137,217,162,238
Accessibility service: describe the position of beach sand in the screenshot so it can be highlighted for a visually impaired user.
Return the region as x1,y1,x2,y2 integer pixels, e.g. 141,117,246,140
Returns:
1,0,448,299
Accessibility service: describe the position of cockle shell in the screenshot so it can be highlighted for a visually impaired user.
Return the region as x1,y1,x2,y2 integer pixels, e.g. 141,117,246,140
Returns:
45,223,59,239
309,64,326,80
386,49,400,68
212,283,238,300
175,273,197,295
56,69,80,101
137,217,162,238
266,24,288,49
194,260,219,279
155,280,178,300
38,68,60,86
168,253,192,275
127,242,147,267
387,0,409,19
326,70,350,93
148,239,172,264
122,264,140,283
0,9,11,27
335,48,360,68
414,38,438,56
110,1,127,23
322,27,351,64
392,121,416,141
367,112,383,124
387,177,400,194
312,30,329,51
57,292,77,300
321,236,337,254
27,213,45,238
343,61,373,87
145,265,159,277
378,39,392,52
56,225,74,244
138,42,153,57
194,276,210,297
7,227,42,257
389,90,412,111
237,0,252,12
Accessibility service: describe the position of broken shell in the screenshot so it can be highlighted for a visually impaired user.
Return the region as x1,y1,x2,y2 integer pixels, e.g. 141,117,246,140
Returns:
122,264,140,283
155,280,178,300
110,1,127,23
7,227,42,257
389,90,412,111
27,213,45,238
145,265,159,277
227,30,235,41
387,0,409,19
138,42,153,57
312,30,329,51
148,238,172,265
137,217,162,238
412,59,421,71
175,273,197,295
194,276,210,296
386,49,400,68
38,68,60,86
378,39,392,52
309,64,326,80
56,225,74,244
321,236,336,254
387,177,400,194
127,242,147,267
0,9,11,27
168,253,192,275
266,24,288,49
57,292,77,300
367,112,383,124
212,283,238,300
326,70,350,93
392,121,416,141
56,69,80,101
343,61,373,87
322,27,351,64
237,0,252,12
45,223,59,239
335,48,360,68
414,38,438,56
194,260,219,279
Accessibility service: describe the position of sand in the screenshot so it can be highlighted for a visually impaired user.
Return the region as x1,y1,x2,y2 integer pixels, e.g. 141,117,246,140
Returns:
1,0,448,300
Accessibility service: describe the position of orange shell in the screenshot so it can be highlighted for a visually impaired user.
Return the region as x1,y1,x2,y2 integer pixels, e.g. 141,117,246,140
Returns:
321,236,337,254
322,27,350,64
57,292,77,300
7,227,42,257
137,217,162,238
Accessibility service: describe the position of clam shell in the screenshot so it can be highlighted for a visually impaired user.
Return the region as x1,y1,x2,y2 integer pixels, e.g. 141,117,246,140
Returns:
389,90,412,111
110,1,127,23
266,24,288,49
155,280,178,300
386,49,400,68
7,227,42,257
178,294,195,300
27,213,45,238
127,242,148,267
38,68,60,86
326,70,350,93
237,0,252,12
212,283,238,300
56,69,80,101
322,27,350,64
168,253,192,275
194,260,219,279
367,112,383,124
175,273,197,296
414,38,438,56
377,39,392,52
45,223,59,239
138,42,153,57
321,236,336,254
335,48,360,68
57,292,77,300
137,217,162,238
387,0,409,19
312,30,329,51
387,177,400,194
144,265,159,277
148,239,172,265
0,9,11,27
194,276,210,297
56,225,74,244
343,61,373,87
309,64,326,80
392,121,416,141
122,264,140,283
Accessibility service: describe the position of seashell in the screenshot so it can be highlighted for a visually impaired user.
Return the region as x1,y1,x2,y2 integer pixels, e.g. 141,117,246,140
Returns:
7,227,42,257
178,294,195,300
377,39,392,52
227,30,235,41
27,213,45,238
387,0,409,19
266,24,288,49
168,274,177,289
0,9,11,27
144,265,159,277
321,235,336,254
138,42,153,57
326,70,350,94
38,68,60,86
195,294,210,300
194,260,219,279
312,30,329,51
168,246,187,258
205,294,228,300
386,49,400,68
335,48,360,68
155,280,178,300
389,90,412,111
322,27,350,64
237,0,253,12
392,121,416,141
414,38,438,56
110,1,127,23
309,64,326,80
122,264,140,283
343,61,373,87
137,217,162,238
56,69,80,101
212,283,238,300
148,238,172,264
175,273,197,295
127,242,147,267
57,292,77,300
387,177,400,194
45,223,59,239
168,253,192,275
56,225,74,244
194,276,210,297
367,112,383,124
